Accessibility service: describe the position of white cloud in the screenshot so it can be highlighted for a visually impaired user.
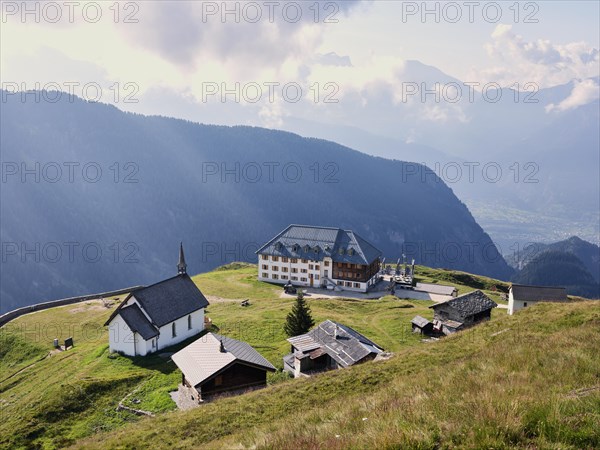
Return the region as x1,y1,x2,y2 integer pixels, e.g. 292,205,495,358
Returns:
472,24,599,88
546,79,600,113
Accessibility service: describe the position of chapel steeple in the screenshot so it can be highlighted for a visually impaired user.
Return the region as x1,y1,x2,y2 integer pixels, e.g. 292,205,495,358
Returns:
177,242,187,275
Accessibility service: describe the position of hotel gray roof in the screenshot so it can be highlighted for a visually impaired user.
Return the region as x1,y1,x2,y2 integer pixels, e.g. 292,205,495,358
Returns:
256,225,382,265
287,320,384,368
430,290,497,317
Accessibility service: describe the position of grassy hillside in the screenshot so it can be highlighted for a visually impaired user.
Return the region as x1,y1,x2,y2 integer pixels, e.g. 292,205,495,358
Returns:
1,265,597,449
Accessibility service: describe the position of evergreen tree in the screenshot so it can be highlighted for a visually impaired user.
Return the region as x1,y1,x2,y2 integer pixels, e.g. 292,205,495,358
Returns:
284,292,315,337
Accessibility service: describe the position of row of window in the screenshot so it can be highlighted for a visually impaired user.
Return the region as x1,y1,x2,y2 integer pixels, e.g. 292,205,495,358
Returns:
261,265,319,273
171,314,194,338
335,272,363,279
263,273,323,282
260,254,330,266
336,262,362,269
337,281,362,288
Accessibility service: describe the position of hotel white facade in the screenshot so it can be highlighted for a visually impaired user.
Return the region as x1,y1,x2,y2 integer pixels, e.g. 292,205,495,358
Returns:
256,225,382,293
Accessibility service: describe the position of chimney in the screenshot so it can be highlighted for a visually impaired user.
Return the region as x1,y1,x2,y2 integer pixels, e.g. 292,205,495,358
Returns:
219,338,226,353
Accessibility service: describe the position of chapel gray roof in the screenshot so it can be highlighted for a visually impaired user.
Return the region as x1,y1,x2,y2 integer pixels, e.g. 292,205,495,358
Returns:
430,290,497,317
287,320,384,368
171,333,276,387
510,284,567,302
118,304,159,340
256,224,382,265
131,274,209,327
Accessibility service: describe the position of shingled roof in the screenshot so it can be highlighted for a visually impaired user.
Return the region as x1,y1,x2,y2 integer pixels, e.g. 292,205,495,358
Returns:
131,274,208,327
287,320,384,368
118,304,159,340
105,273,209,328
510,284,567,302
171,333,276,387
430,290,497,317
256,225,382,266
411,315,432,328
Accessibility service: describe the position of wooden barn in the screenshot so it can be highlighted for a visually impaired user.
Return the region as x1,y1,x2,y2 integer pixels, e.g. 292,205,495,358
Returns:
171,333,275,404
429,290,497,335
411,315,433,335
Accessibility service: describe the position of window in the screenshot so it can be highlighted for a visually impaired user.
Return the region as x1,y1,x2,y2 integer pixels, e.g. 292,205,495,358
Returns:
301,268,307,273
315,275,320,280
188,315,192,330
337,281,343,285
262,264,268,270
215,375,223,386
262,272,268,278
172,322,177,338
272,266,279,271
309,264,313,270
291,258,298,263
301,277,307,282
301,259,308,264
324,261,330,266
282,257,289,262
272,256,279,262
324,270,328,277
152,339,156,348
281,275,288,280
315,265,320,270
282,267,288,272
272,274,279,280
292,268,298,273
524,302,528,307
291,276,298,281
346,281,352,287
261,255,268,260
354,283,360,288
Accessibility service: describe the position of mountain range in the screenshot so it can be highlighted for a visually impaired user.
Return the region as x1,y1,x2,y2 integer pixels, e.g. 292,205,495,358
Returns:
0,91,513,312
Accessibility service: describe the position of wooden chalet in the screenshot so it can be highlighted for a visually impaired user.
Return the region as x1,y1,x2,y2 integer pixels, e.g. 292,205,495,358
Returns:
429,290,497,335
171,333,275,404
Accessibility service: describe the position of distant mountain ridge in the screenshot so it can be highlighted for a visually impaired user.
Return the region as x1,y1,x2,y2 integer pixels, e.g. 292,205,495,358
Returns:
512,250,600,298
0,91,513,312
506,236,600,282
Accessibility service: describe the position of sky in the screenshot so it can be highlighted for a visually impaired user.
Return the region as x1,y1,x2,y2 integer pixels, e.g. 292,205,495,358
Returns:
1,0,598,128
